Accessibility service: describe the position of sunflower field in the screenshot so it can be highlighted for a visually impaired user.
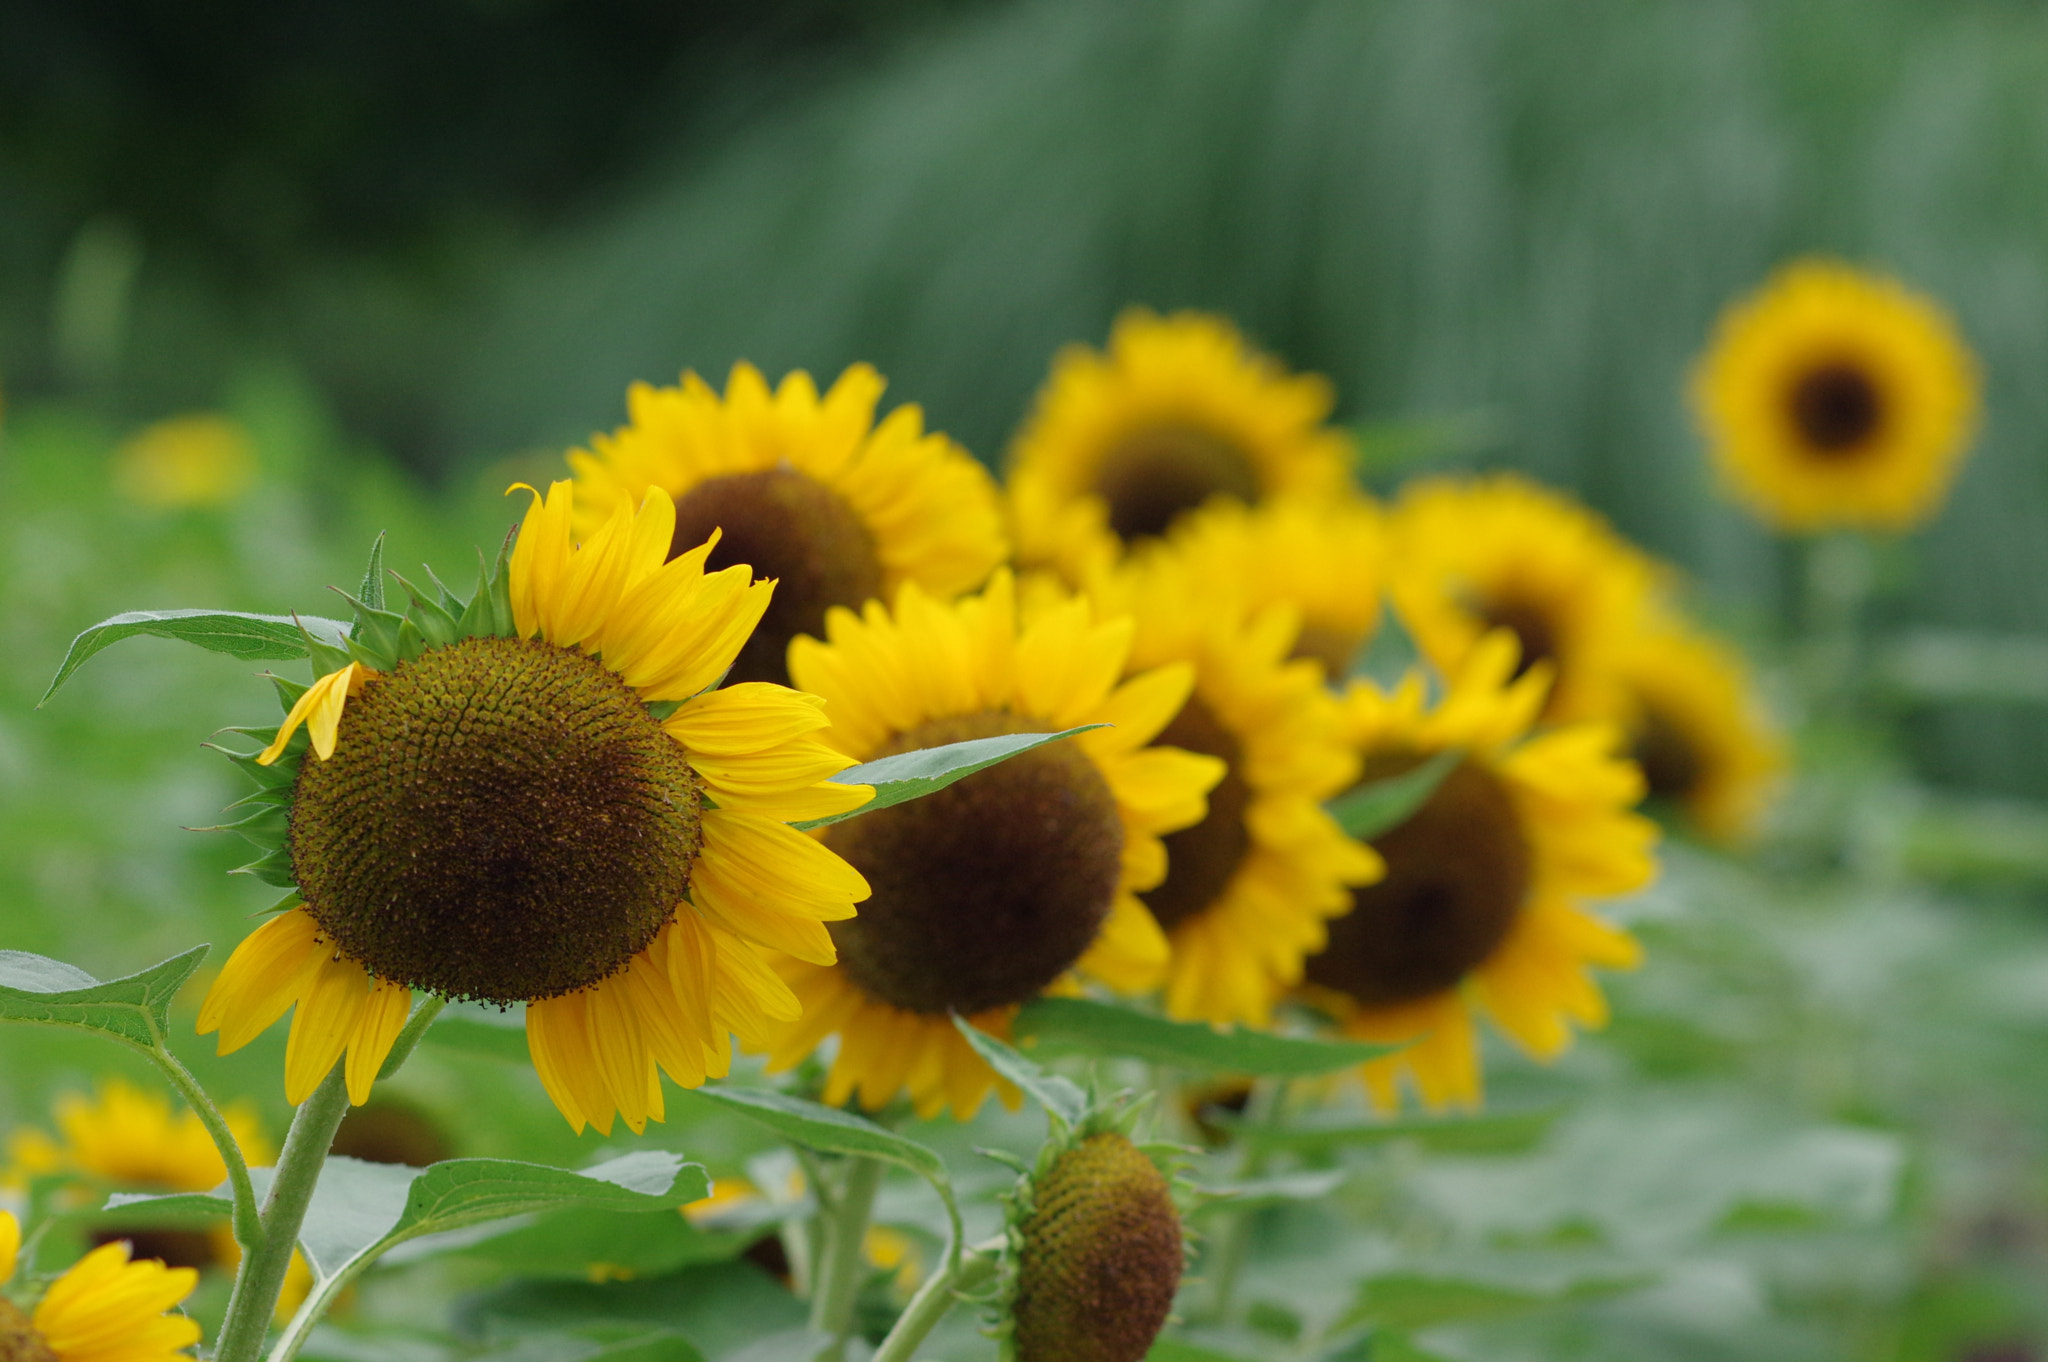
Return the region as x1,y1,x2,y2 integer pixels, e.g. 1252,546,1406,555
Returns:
5,3,2048,1361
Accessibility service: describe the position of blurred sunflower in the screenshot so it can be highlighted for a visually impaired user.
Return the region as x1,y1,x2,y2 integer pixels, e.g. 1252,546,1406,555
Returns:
567,362,1006,685
200,481,872,1135
1692,258,1979,532
0,1210,201,1362
1616,616,1783,845
1083,548,1382,1027
768,570,1224,1119
111,414,257,510
1153,493,1386,681
1007,309,1353,584
1301,631,1657,1111
1387,474,1657,724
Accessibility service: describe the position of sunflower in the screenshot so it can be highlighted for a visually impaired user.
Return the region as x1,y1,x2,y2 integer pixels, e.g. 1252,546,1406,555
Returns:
1300,631,1658,1111
1386,473,1658,725
112,414,257,510
1692,259,1979,533
1079,546,1383,1027
0,1210,201,1362
566,362,1007,686
1615,614,1783,845
198,480,873,1136
1150,493,1386,681
1007,309,1354,585
765,570,1225,1119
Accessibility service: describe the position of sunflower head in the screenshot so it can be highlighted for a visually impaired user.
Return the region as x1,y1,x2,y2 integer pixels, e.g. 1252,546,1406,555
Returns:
1692,258,1979,532
1387,474,1658,725
1301,631,1657,1112
1008,309,1354,583
0,1211,201,1362
199,481,871,1133
998,1101,1187,1362
567,362,1007,685
1616,616,1784,845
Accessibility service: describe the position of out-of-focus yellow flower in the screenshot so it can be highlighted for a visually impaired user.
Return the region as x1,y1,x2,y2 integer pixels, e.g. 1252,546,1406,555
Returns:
112,413,258,509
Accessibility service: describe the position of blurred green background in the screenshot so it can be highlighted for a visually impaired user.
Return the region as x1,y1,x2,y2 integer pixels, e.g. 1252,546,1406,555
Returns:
6,2,2048,1359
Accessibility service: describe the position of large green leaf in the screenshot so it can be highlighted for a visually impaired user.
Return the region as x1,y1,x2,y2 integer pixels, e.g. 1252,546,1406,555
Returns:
1343,1271,1651,1331
1327,750,1462,840
686,1085,946,1185
1219,1107,1562,1156
41,609,353,704
1014,997,1397,1076
0,947,209,1049
792,726,1106,830
464,1330,706,1362
952,1014,1086,1127
1146,1342,1264,1362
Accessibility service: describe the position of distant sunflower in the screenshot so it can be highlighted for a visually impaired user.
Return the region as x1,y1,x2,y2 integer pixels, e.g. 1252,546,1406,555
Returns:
1693,259,1979,532
0,1210,201,1362
1387,474,1657,724
1616,616,1783,845
568,362,1007,685
1153,493,1386,681
199,481,872,1135
1008,309,1353,584
768,570,1224,1119
1301,632,1657,1111
1083,547,1382,1027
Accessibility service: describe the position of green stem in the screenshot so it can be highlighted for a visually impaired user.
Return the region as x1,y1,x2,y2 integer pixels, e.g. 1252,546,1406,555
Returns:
869,1235,1003,1362
809,1157,886,1360
1202,1077,1285,1323
141,1043,261,1253
212,1065,351,1362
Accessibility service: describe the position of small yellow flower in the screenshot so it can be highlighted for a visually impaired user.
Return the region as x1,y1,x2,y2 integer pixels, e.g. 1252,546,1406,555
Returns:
0,1209,201,1362
111,414,256,510
1692,258,1979,532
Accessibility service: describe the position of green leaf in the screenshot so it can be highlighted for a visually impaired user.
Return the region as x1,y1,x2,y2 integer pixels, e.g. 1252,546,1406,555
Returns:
1146,1342,1264,1362
792,726,1108,830
1191,1168,1347,1216
466,1330,707,1362
1344,1271,1651,1331
391,1152,707,1245
0,947,209,1049
1219,1107,1562,1156
951,1014,1086,1126
423,1000,531,1063
687,1086,946,1186
41,610,353,705
1328,750,1461,840
1013,997,1398,1076
355,532,387,617
462,1260,805,1361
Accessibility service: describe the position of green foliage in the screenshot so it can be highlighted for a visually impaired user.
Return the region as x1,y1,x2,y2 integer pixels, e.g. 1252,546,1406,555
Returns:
793,725,1109,831
1014,996,1397,1075
0,946,208,1050
951,1015,1087,1127
40,610,352,705
1327,751,1463,840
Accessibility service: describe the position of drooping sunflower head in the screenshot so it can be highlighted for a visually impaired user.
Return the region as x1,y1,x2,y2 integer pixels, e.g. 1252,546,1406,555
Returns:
567,362,1008,685
1692,258,1980,532
0,1210,202,1362
1079,545,1382,1028
200,481,872,1136
1301,630,1658,1112
995,1097,1188,1362
1616,614,1784,845
1008,309,1355,584
767,569,1226,1119
1387,473,1658,724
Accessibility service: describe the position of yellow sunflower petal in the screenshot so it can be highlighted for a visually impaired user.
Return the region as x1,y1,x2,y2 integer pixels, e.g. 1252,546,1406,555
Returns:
198,908,325,1054
257,661,373,765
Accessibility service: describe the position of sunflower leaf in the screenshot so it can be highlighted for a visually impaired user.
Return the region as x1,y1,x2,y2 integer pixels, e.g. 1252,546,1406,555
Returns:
687,1085,948,1185
792,725,1109,831
1213,1106,1563,1155
40,610,353,706
0,947,209,1050
951,1014,1086,1128
1013,997,1400,1075
1328,749,1463,840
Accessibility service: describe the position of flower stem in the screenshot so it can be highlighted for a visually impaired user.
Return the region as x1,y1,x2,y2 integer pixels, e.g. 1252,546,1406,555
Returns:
212,1064,352,1362
808,1156,885,1361
142,1042,261,1253
869,1235,1003,1362
1202,1076,1285,1323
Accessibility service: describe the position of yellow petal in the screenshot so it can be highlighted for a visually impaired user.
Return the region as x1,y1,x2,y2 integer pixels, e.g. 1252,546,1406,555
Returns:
343,981,414,1106
0,1209,17,1281
284,951,373,1106
198,909,325,1054
257,662,372,765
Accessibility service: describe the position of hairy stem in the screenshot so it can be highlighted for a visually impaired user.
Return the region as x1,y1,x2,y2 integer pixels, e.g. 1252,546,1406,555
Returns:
212,1065,352,1362
142,1041,261,1252
809,1156,886,1360
870,1234,1003,1362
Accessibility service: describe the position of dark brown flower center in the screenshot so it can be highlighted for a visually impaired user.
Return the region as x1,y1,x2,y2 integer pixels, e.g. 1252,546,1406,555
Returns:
823,711,1124,1015
85,1228,220,1271
670,467,884,686
1631,702,1704,805
1477,597,1559,683
1139,698,1251,933
1093,423,1260,543
1788,360,1883,456
0,1300,56,1362
1306,755,1531,1007
1293,621,1366,681
1014,1132,1182,1362
291,635,700,1004
330,1099,454,1167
